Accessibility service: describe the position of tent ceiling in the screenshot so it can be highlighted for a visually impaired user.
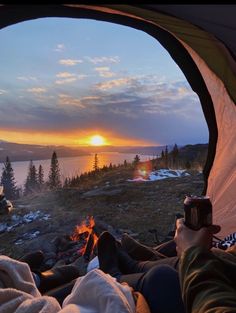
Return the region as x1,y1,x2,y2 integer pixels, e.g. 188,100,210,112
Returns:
143,5,236,59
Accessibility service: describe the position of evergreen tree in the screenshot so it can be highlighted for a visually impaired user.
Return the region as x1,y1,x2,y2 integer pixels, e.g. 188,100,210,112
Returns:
185,160,191,170
164,146,169,168
38,164,44,188
93,153,99,171
124,159,128,167
64,177,69,188
172,143,179,168
48,151,61,189
24,160,39,195
161,150,165,159
133,154,140,166
0,156,18,199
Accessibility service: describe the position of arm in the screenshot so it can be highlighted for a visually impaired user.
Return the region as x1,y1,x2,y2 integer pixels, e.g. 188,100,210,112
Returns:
180,246,236,313
175,219,236,313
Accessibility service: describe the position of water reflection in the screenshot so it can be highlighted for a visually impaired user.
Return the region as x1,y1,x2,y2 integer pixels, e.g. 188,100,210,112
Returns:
6,153,153,188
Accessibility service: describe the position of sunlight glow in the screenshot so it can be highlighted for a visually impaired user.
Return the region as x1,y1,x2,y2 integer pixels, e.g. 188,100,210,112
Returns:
89,135,106,146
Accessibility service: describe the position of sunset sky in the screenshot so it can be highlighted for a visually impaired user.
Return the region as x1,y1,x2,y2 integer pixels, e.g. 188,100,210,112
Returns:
0,17,208,147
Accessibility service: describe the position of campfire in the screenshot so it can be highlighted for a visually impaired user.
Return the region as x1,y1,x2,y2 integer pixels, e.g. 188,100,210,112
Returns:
70,216,98,260
51,216,98,266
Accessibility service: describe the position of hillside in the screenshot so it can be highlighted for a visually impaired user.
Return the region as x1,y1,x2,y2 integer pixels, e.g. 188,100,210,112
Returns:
0,166,204,260
179,144,208,163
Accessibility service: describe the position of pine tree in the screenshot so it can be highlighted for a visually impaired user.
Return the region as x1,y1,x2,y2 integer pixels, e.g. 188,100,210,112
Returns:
38,164,44,188
133,154,140,166
93,153,99,171
48,151,61,189
172,143,179,168
185,160,191,170
0,156,18,199
164,146,169,168
64,178,69,188
24,160,39,195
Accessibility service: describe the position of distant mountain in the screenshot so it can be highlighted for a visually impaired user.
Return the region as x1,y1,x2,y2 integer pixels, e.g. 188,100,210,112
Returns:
0,141,173,163
178,143,208,162
0,140,207,164
80,145,174,156
0,141,89,163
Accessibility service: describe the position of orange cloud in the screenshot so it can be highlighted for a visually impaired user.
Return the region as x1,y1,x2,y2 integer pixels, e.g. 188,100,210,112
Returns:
95,66,115,78
26,87,47,93
95,78,132,91
59,59,83,66
58,94,85,108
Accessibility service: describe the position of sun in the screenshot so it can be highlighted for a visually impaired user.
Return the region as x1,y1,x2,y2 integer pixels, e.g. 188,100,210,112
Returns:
89,135,106,146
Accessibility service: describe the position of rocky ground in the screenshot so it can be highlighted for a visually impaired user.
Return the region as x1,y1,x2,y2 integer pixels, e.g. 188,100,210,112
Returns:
0,167,204,260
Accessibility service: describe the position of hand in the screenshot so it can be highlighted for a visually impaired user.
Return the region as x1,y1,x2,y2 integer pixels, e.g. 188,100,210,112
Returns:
174,218,221,257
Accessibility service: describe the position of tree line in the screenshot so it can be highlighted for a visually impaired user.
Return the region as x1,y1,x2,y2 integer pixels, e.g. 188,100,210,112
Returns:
0,143,207,199
0,151,61,199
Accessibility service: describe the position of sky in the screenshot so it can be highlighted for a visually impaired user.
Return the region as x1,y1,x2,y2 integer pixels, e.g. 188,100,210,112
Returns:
0,17,209,147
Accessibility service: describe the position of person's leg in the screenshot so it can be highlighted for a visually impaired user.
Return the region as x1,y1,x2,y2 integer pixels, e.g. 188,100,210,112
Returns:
97,231,123,278
154,239,177,257
121,233,165,260
117,246,179,274
121,233,177,260
98,231,179,276
38,264,81,293
119,265,185,313
19,250,44,272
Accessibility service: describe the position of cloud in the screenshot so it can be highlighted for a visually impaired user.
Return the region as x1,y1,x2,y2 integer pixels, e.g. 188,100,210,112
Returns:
0,89,7,95
56,72,76,78
85,56,120,64
55,77,77,85
95,78,133,91
0,71,207,145
54,44,65,52
17,76,37,81
55,72,87,85
59,59,83,66
81,96,101,101
58,94,85,108
94,67,115,78
26,88,47,94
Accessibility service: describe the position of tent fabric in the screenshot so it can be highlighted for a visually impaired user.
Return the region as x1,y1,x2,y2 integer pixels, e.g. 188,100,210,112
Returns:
179,40,236,237
0,4,235,238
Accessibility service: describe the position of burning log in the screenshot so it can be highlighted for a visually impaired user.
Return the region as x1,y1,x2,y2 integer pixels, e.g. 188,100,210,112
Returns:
70,216,98,259
51,216,99,265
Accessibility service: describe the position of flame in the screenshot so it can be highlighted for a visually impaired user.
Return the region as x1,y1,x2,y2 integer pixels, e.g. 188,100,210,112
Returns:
70,216,98,256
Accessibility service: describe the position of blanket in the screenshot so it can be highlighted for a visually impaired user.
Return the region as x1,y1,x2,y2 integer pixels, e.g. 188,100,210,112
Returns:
0,255,149,313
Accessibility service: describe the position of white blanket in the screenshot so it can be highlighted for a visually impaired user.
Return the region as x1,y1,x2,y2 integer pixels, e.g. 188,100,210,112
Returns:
0,255,136,313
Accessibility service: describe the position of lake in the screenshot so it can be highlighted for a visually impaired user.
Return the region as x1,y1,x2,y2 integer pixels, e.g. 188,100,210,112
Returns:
4,153,153,188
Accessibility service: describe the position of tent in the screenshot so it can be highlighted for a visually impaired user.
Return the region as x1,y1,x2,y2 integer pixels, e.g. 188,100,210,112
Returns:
0,4,235,238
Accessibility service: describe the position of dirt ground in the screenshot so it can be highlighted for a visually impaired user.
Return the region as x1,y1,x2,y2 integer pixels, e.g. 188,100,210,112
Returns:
0,167,204,259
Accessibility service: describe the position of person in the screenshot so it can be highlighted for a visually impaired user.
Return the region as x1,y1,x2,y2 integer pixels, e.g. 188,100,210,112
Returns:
174,218,236,313
97,231,185,313
97,218,236,313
